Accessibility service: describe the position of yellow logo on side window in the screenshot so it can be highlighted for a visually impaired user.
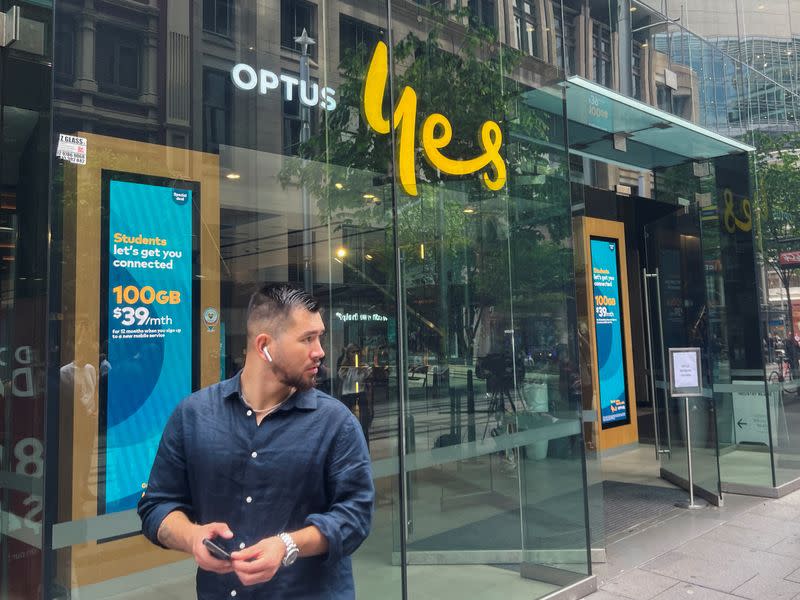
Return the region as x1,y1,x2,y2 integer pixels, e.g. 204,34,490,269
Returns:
362,41,506,197
722,188,752,233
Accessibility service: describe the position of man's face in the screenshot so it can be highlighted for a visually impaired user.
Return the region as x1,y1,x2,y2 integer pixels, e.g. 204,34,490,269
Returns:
269,308,326,391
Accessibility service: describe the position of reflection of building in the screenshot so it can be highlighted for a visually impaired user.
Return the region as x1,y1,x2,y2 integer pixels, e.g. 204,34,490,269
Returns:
51,0,800,153
53,0,161,141
656,1,800,134
661,1,800,348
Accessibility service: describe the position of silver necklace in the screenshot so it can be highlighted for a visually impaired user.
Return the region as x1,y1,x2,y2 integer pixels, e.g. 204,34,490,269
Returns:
242,388,295,415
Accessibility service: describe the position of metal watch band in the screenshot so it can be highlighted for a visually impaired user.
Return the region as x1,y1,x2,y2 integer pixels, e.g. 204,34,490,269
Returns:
278,532,299,567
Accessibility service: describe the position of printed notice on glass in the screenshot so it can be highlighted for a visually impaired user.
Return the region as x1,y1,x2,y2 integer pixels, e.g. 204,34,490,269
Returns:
56,133,87,165
669,347,703,397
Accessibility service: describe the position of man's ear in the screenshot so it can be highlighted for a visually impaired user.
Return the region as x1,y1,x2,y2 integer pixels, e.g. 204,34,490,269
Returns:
254,332,273,356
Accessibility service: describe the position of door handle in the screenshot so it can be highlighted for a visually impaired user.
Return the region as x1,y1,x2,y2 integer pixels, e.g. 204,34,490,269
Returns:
653,268,672,454
644,269,671,457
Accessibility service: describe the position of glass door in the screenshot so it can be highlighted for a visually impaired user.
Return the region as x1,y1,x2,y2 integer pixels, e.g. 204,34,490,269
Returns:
643,205,723,505
0,2,54,597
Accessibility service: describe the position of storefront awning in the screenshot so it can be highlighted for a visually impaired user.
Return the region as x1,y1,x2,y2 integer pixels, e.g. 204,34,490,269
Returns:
524,76,755,171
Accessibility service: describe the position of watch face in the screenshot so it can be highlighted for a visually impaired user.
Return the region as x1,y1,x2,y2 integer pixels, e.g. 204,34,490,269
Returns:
283,548,299,566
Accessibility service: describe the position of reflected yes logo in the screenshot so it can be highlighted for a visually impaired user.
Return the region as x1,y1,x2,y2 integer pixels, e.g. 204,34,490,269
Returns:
722,188,752,234
362,42,506,197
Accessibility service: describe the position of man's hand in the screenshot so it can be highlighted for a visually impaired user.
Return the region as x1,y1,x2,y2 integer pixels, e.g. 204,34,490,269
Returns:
191,522,235,575
230,536,286,586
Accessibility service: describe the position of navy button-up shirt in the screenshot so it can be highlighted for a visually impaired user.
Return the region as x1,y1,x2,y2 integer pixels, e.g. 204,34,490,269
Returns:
138,372,374,599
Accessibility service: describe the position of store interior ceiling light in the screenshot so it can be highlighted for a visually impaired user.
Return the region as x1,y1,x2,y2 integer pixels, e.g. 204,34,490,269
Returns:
524,75,754,171
226,172,241,180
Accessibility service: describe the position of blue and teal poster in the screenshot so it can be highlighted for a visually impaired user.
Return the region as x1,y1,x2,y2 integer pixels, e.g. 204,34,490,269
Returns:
104,179,193,513
590,238,629,428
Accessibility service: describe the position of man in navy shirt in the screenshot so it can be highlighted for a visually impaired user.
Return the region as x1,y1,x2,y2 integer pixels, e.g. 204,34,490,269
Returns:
138,284,374,599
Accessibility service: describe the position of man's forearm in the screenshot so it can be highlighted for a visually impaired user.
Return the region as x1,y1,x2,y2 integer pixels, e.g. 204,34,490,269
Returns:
157,510,197,553
290,525,329,558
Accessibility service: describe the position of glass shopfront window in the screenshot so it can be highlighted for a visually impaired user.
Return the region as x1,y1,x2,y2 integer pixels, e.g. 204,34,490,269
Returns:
0,0,54,597
0,0,593,597
46,0,404,596
11,0,800,596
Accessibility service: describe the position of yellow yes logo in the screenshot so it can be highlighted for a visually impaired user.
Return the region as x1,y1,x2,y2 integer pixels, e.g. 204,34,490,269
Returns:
362,41,507,197
722,188,752,233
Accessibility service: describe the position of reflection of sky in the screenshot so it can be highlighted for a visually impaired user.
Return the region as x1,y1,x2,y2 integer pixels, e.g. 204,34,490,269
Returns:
652,33,800,135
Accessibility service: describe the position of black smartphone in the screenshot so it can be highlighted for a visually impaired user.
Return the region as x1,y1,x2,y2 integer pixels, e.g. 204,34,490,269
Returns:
202,538,232,561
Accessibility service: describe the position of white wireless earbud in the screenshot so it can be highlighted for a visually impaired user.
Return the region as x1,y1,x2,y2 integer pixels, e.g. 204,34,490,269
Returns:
262,346,273,363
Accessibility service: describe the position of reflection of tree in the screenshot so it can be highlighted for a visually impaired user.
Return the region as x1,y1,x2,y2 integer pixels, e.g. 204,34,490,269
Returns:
752,131,800,337
280,10,571,361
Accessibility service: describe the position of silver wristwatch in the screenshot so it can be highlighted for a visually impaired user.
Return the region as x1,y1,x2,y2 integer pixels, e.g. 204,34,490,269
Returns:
278,532,300,567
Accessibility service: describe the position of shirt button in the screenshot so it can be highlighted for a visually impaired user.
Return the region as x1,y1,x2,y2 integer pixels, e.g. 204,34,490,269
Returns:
230,591,237,597
246,496,253,503
239,542,246,549
251,451,258,458
246,410,253,417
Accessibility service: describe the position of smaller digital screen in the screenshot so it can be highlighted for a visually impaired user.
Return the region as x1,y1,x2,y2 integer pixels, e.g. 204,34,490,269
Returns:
590,237,630,428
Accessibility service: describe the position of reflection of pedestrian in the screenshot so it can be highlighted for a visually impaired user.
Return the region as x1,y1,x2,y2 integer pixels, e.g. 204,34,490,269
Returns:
60,317,101,510
315,361,332,396
338,344,372,445
60,361,97,415
369,343,390,408
786,336,800,379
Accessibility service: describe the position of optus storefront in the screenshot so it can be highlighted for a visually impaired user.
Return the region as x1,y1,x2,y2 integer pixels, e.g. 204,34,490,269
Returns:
6,0,789,595
2,0,594,598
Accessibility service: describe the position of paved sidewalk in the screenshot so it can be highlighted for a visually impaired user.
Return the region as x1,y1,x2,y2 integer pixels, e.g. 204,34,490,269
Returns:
586,489,800,600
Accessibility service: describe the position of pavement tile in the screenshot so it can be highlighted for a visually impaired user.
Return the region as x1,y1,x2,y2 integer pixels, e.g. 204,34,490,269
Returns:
730,512,800,537
640,551,757,593
600,569,678,599
674,536,758,564
747,501,800,521
651,582,747,599
744,549,800,579
731,573,800,600
775,494,800,508
768,536,800,560
584,591,632,600
698,523,786,551
785,564,800,583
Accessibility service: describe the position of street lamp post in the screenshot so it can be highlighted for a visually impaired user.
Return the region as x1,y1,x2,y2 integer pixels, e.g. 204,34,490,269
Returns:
295,28,315,292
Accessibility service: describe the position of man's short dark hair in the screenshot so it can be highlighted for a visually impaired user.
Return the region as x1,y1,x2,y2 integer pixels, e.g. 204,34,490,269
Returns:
247,283,321,340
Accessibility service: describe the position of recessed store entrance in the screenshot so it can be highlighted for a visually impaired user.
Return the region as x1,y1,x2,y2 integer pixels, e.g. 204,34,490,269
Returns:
525,75,756,552
574,185,717,546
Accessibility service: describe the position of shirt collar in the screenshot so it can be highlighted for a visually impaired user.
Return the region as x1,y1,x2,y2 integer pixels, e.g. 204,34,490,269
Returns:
222,370,319,411
285,388,319,411
220,371,242,401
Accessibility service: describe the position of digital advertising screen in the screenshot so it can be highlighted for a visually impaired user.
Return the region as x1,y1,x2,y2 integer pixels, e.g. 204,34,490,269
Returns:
590,237,630,429
100,172,198,514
